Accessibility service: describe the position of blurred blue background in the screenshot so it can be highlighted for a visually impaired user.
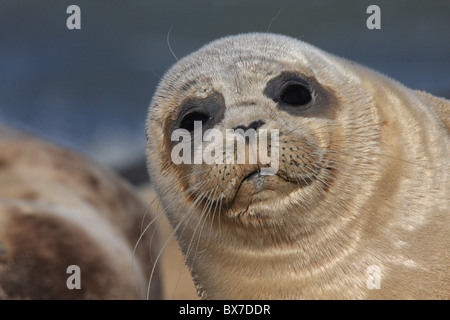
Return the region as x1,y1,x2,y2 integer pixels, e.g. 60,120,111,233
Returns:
1,0,449,184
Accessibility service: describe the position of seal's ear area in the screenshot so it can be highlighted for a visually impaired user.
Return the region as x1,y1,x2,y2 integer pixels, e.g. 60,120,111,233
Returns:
416,90,450,132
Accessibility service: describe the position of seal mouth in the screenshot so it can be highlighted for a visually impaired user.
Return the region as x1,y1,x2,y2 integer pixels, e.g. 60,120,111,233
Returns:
240,167,318,188
233,167,300,201
225,164,322,209
241,169,263,183
221,167,303,223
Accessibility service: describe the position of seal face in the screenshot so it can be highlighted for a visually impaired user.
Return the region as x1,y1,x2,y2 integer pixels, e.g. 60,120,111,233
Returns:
146,33,450,299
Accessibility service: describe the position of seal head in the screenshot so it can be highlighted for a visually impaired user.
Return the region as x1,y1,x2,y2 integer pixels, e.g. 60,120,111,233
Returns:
146,33,449,299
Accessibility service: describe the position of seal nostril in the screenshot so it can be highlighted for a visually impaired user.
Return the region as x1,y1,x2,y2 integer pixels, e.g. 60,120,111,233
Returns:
249,120,265,130
233,120,265,131
233,124,247,131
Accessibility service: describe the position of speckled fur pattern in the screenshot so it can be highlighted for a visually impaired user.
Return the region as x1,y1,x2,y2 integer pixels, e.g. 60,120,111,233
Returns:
146,33,449,299
0,126,161,299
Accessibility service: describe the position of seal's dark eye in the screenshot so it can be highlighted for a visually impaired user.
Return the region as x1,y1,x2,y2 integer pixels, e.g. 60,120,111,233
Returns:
173,91,225,134
179,111,211,132
279,83,311,106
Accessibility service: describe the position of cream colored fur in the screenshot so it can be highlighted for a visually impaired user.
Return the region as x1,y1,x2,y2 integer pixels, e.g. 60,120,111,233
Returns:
146,33,449,299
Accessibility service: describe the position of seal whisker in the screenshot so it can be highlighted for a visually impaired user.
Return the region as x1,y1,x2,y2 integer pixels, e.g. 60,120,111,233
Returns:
167,183,213,299
135,180,208,256
266,8,284,33
166,25,178,62
143,180,208,299
207,186,223,242
171,194,212,298
183,187,217,261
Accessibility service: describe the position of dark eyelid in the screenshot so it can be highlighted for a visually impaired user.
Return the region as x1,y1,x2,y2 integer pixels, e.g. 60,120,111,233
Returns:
281,75,309,87
173,91,226,132
175,106,210,127
264,72,311,105
263,71,340,119
264,72,310,101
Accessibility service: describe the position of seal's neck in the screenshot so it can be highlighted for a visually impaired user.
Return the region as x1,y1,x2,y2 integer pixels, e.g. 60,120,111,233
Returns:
185,218,363,299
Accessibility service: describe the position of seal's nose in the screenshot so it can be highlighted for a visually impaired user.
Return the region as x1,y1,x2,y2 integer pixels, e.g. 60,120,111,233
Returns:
233,120,265,132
